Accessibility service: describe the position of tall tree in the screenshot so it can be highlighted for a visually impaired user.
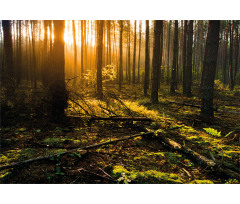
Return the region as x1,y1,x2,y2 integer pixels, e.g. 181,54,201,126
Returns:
144,20,150,96
167,20,171,85
72,20,77,87
137,20,142,82
229,21,234,90
50,20,68,117
2,20,14,79
223,21,229,84
151,20,162,103
234,20,239,84
201,20,220,119
96,20,104,100
182,20,188,94
119,20,123,90
16,20,22,85
81,20,84,83
132,20,137,85
128,20,131,84
185,20,193,96
170,20,178,94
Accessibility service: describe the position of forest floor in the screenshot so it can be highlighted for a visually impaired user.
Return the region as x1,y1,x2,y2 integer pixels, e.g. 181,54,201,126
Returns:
0,81,240,184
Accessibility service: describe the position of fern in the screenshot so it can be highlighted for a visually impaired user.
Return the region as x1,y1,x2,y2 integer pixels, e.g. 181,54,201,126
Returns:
203,128,221,137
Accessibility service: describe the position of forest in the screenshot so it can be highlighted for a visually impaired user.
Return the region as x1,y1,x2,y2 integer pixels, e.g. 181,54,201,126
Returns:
0,20,239,184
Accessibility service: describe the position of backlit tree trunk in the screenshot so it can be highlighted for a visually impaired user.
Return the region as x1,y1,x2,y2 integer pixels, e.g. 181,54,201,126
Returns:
119,20,123,90
151,20,162,104
170,20,178,94
144,20,150,96
132,20,137,85
201,20,220,119
138,20,142,82
96,20,104,100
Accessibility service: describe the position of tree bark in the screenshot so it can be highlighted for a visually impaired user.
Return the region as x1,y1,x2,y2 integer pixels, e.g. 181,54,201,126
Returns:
151,20,162,103
144,20,150,96
170,20,178,94
119,20,123,90
229,21,234,90
132,20,137,85
96,20,104,100
182,20,188,94
201,21,220,119
185,20,193,96
138,20,142,82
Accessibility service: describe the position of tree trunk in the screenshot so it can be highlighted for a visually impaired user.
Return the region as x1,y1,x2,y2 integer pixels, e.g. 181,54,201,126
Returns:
119,20,123,90
229,21,234,90
50,20,68,118
186,20,193,96
167,20,171,85
234,20,239,85
132,20,137,85
96,20,104,100
201,20,220,119
182,20,188,94
81,20,84,83
137,20,142,82
223,21,228,84
72,20,77,87
144,20,150,96
170,20,178,94
151,20,162,104
128,20,131,85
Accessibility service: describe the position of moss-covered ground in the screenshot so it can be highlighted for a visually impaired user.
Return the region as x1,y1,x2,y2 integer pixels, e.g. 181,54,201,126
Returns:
1,82,239,184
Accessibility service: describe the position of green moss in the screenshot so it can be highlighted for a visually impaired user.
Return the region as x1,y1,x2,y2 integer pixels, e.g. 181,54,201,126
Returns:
190,180,214,184
112,166,183,184
163,152,182,164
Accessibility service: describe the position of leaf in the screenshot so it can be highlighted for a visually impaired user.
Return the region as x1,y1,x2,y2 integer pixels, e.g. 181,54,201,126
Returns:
203,128,221,137
19,128,26,132
36,129,41,133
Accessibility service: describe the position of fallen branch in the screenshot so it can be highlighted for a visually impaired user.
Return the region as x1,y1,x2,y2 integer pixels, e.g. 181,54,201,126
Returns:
158,135,240,180
0,132,153,172
68,115,153,122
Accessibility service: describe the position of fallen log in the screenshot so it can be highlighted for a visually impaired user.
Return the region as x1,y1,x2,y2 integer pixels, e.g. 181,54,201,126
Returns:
0,132,153,172
68,116,153,122
167,101,218,111
158,135,240,180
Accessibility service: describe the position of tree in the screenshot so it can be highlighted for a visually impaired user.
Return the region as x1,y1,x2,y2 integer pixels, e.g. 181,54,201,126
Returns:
185,20,193,96
170,20,178,94
182,20,187,94
2,20,14,79
151,20,162,103
50,20,68,118
128,20,131,84
223,21,229,84
201,20,220,119
167,21,171,85
81,20,84,83
144,20,150,96
96,20,104,100
72,20,77,87
234,20,239,85
229,21,234,90
132,20,137,85
137,20,142,82
119,20,123,90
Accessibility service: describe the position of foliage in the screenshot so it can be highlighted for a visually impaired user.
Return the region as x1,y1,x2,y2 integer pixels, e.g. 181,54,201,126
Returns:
203,128,221,137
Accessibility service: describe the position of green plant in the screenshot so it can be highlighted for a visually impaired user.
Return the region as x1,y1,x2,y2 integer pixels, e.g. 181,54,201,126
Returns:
203,128,221,137
117,172,131,184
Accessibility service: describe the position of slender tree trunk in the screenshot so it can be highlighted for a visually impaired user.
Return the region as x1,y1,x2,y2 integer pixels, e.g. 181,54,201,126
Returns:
170,20,178,94
96,20,104,100
72,20,77,87
201,20,220,119
128,20,131,85
137,20,142,82
234,20,239,85
167,20,171,85
81,20,84,83
151,20,162,104
186,20,193,97
31,21,37,88
159,21,164,89
119,20,123,90
223,21,229,84
182,20,187,94
229,21,234,90
144,20,150,96
132,20,137,85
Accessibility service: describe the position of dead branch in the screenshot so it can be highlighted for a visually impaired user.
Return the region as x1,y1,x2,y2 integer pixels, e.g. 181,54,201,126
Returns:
158,135,240,180
0,132,153,172
68,115,153,122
